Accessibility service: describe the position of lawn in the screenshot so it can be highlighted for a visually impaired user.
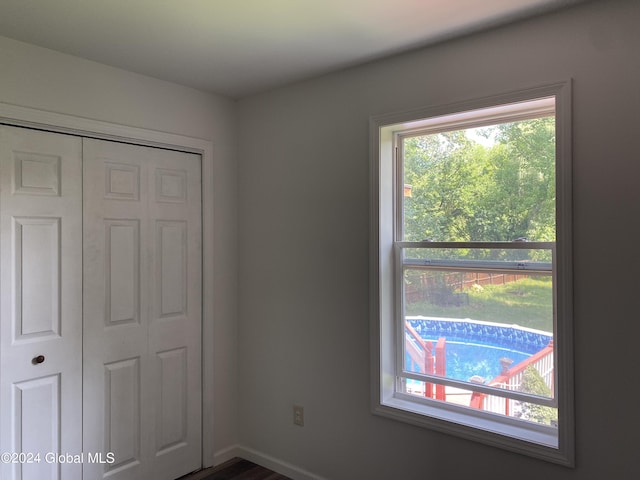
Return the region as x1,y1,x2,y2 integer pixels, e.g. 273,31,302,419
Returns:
405,277,553,333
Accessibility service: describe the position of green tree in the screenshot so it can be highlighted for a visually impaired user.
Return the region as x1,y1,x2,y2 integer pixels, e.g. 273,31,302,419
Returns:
403,131,488,242
402,117,555,244
478,118,556,242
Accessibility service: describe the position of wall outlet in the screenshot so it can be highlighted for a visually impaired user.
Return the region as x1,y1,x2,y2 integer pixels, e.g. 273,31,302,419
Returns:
293,405,304,426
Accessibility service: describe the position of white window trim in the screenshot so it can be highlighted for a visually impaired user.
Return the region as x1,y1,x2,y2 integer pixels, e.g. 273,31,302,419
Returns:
369,82,574,466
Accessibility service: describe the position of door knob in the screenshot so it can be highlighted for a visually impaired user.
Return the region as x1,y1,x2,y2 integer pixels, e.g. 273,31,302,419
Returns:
32,355,45,365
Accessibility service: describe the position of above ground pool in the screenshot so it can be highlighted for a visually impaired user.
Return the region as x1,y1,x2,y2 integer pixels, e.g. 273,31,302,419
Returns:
406,316,553,382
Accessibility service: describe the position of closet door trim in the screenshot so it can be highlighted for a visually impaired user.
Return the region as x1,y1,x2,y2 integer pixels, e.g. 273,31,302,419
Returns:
0,101,216,469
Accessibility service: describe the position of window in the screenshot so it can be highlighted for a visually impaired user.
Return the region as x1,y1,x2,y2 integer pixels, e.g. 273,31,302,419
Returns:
370,84,573,465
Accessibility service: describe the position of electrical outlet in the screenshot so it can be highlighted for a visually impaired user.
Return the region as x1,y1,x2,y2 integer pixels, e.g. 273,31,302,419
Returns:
293,405,304,426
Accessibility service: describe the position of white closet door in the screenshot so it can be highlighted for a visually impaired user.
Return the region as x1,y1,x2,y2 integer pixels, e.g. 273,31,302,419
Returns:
0,126,83,480
82,139,202,480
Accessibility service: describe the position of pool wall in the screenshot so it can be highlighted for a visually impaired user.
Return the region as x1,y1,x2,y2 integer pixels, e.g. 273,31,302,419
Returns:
407,316,552,355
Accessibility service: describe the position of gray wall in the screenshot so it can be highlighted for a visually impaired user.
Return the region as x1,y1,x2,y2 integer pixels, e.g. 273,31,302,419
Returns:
0,35,240,456
237,0,640,478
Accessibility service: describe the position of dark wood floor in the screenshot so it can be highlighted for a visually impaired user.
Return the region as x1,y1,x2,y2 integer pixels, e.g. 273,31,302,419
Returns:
181,458,293,480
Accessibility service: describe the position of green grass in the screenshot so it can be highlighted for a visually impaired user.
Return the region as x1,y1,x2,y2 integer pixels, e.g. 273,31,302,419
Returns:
405,277,553,333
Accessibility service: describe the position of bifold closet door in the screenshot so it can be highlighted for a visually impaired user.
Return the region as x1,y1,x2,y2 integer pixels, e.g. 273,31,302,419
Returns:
82,139,202,480
0,126,83,480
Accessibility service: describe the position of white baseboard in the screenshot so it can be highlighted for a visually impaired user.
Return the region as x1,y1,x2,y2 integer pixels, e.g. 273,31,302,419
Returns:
212,444,242,466
213,444,328,480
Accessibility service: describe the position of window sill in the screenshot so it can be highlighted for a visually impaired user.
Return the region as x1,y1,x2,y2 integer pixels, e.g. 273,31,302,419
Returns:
374,393,572,466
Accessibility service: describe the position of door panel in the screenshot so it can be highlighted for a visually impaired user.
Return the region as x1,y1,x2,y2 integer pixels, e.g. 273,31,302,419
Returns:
83,139,202,480
14,217,60,337
156,347,187,452
105,220,140,326
0,126,83,480
157,220,187,316
104,357,141,474
14,375,60,480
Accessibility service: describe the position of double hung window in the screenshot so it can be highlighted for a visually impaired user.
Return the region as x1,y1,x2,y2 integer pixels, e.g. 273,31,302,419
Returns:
370,84,573,465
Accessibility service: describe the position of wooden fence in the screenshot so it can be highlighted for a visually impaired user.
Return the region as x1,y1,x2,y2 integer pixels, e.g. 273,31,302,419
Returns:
406,272,528,304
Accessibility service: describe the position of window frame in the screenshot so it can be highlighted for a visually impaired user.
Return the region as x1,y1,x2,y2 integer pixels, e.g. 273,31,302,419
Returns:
369,83,574,466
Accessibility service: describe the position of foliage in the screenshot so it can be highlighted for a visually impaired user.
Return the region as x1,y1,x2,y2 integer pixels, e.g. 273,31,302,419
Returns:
402,117,555,245
517,365,558,425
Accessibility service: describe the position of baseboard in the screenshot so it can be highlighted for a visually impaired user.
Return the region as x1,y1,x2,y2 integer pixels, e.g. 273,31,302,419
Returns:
213,444,328,480
212,444,242,467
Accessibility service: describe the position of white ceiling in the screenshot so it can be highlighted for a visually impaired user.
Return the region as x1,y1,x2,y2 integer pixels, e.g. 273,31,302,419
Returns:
0,0,585,98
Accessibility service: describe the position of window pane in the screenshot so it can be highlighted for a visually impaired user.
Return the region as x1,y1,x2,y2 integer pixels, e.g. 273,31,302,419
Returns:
402,266,556,425
402,117,555,243
403,267,553,329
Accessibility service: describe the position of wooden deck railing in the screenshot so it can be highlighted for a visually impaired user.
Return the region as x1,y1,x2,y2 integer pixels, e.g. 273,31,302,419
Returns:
469,340,554,415
405,321,553,413
435,338,446,401
404,322,446,400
